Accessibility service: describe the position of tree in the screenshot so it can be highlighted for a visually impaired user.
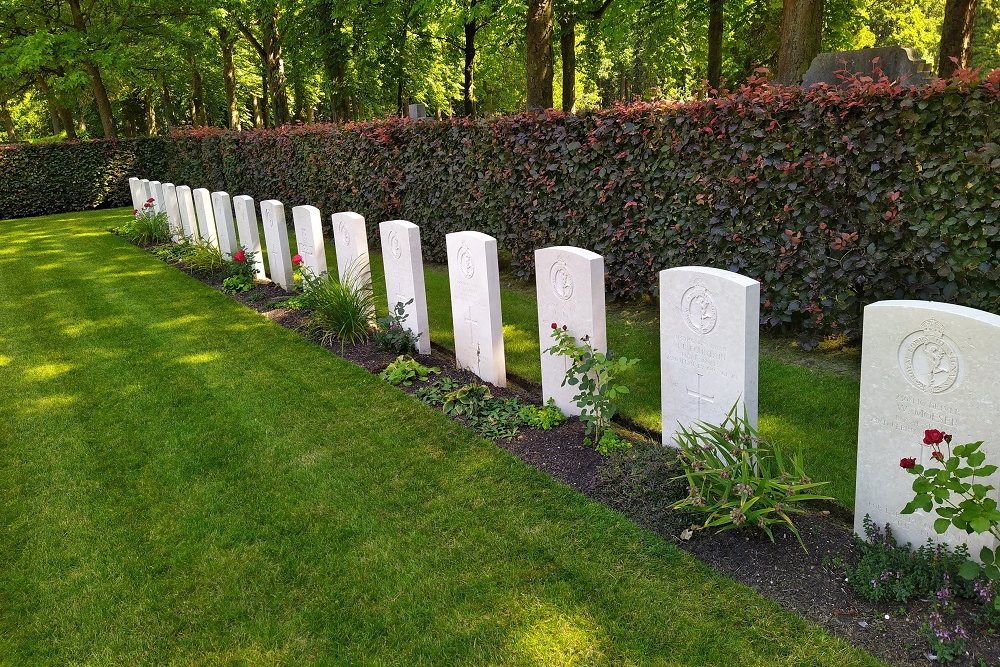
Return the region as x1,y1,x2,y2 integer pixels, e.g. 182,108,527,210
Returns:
938,0,979,76
526,0,554,109
707,0,723,89
775,0,824,84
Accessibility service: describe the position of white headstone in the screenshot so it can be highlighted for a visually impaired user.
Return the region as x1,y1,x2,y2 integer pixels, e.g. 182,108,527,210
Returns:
292,205,328,277
379,220,430,355
161,183,182,242
175,186,199,241
128,177,142,211
331,212,371,286
535,246,607,415
260,200,294,291
856,301,1000,558
211,191,238,258
660,266,759,444
140,179,152,205
192,188,219,249
149,181,165,214
446,231,506,387
232,195,266,279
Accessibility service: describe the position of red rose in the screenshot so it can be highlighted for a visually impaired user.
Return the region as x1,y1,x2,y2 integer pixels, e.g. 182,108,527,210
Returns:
551,322,557,329
146,197,154,203
131,209,138,215
143,202,152,209
900,457,917,469
944,433,953,444
931,451,945,462
292,254,303,266
562,325,567,330
923,429,945,445
233,249,247,263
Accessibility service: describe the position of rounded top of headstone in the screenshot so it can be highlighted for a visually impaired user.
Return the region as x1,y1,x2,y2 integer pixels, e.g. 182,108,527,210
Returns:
866,300,1000,327
293,204,321,215
661,265,759,288
380,219,418,231
446,230,495,244
535,245,601,262
232,194,254,203
331,211,365,224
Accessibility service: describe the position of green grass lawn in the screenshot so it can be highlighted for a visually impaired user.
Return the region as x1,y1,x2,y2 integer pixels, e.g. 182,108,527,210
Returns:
0,208,881,665
269,210,861,507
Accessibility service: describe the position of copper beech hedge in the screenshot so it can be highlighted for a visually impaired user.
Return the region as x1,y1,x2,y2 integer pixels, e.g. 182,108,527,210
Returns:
3,71,999,345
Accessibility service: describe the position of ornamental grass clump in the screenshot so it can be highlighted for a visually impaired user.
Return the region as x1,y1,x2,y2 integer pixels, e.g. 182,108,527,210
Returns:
671,404,832,550
113,198,169,245
297,262,376,350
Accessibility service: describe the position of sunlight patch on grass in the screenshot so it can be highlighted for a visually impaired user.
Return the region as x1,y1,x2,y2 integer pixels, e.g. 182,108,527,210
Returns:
23,363,74,381
0,355,12,366
514,599,606,665
175,352,222,365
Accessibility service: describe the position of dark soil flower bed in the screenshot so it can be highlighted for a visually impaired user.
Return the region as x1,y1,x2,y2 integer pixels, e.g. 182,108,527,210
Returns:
155,247,1000,666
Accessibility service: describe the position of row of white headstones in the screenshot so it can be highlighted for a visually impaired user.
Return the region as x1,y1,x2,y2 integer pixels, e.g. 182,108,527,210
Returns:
128,176,1000,560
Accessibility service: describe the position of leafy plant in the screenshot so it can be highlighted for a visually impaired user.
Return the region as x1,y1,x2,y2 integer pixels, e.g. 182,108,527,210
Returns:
442,384,492,417
415,377,460,406
518,399,566,431
845,516,975,604
297,265,376,350
545,323,638,449
901,428,1000,602
374,300,419,355
471,397,525,441
379,355,439,386
182,240,226,276
221,247,256,293
670,403,832,549
112,199,169,245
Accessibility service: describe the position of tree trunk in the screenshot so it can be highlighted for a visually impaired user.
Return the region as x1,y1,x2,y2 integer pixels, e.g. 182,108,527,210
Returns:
67,0,118,137
158,74,176,130
463,16,478,116
144,92,157,135
938,0,979,77
190,56,207,126
526,0,554,109
264,12,289,126
774,0,823,85
219,26,241,130
252,95,264,128
707,0,724,90
59,103,78,140
559,15,576,112
1,100,17,142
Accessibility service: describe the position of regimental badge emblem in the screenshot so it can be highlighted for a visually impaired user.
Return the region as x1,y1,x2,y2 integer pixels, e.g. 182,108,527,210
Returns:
458,243,475,279
681,282,718,335
389,230,402,259
899,318,961,394
339,221,352,249
549,259,574,300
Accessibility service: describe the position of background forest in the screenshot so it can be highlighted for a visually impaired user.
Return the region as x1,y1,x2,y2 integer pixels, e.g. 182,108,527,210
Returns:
1,0,998,142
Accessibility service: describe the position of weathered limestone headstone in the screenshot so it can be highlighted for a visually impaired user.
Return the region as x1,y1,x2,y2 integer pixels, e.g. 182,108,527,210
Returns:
330,212,371,286
260,200,294,291
150,181,165,214
660,266,759,444
175,186,199,241
211,191,239,258
128,177,142,211
535,246,606,415
802,46,933,87
292,205,328,277
446,231,506,387
408,103,427,120
161,183,182,242
379,220,430,355
192,188,219,249
232,195,266,279
855,301,1000,558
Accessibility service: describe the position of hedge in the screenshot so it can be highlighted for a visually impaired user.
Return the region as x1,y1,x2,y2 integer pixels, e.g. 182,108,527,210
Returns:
3,70,999,345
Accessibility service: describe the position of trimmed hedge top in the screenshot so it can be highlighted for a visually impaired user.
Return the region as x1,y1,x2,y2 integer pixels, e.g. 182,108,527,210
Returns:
3,70,999,345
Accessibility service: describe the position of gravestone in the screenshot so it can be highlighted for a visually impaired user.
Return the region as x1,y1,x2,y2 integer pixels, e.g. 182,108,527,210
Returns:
150,181,165,214
855,301,1000,559
128,177,142,211
292,205,328,277
408,103,428,120
802,46,933,87
535,246,607,415
446,231,506,386
331,212,371,287
260,200,294,291
161,183,183,242
211,191,239,258
660,266,759,445
232,195,266,279
175,186,199,241
192,188,219,249
140,179,152,205
379,220,431,355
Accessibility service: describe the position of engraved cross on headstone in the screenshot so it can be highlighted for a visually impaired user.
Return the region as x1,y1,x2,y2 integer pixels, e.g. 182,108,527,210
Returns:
686,373,715,420
464,306,480,371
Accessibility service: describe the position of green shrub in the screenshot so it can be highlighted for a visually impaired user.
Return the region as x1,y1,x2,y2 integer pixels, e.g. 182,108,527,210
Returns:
442,384,492,418
182,241,226,276
374,299,419,355
518,399,566,430
221,247,256,293
670,404,832,549
379,356,439,386
414,377,460,406
111,206,169,246
298,265,376,349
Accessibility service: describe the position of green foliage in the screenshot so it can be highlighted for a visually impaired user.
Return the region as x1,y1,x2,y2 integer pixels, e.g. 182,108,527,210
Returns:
414,377,461,406
671,404,832,549
181,240,226,276
221,246,257,293
845,516,975,604
545,324,638,449
379,355,439,386
111,206,170,246
441,384,492,417
374,299,419,355
902,431,1000,595
517,399,566,431
222,274,254,294
298,265,376,349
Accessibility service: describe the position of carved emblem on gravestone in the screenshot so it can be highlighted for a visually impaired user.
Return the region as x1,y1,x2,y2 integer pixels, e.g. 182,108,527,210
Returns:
339,221,352,248
682,283,718,335
549,259,574,300
388,230,402,259
457,243,475,279
899,319,961,394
